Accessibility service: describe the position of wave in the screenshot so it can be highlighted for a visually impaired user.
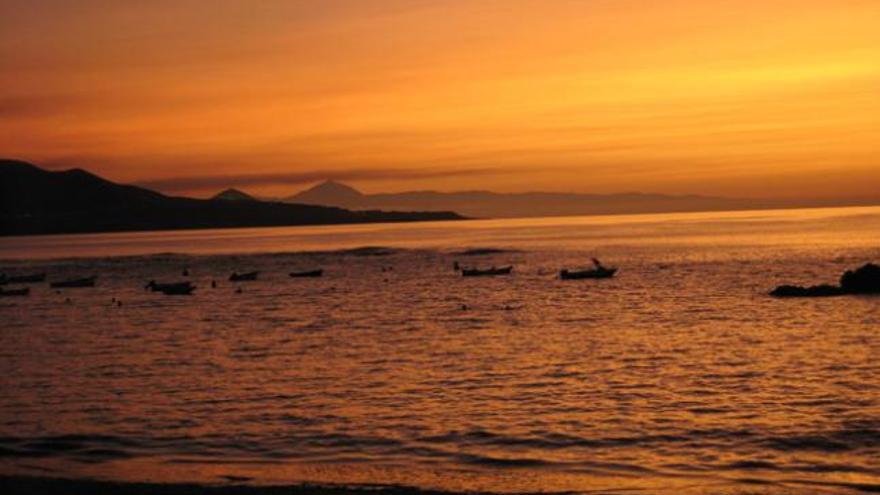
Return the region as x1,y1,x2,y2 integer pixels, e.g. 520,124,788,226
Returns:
0,434,137,462
763,421,880,453
0,476,580,495
416,427,757,450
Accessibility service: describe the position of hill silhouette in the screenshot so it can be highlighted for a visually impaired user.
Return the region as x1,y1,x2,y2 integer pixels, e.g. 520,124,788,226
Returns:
293,180,364,206
211,188,258,202
0,160,463,236
286,180,767,218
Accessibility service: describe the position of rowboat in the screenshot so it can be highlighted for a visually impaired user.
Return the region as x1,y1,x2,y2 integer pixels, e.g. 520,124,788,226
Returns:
146,280,195,292
461,266,513,277
0,287,30,296
158,284,196,295
229,271,259,282
50,276,97,288
289,269,323,278
0,273,46,285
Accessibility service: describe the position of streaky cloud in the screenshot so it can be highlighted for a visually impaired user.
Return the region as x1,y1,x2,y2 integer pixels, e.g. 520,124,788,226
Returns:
134,167,501,193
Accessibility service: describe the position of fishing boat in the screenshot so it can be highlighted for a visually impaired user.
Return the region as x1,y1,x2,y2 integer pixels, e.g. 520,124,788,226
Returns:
559,258,617,280
289,269,323,278
0,287,30,297
50,276,97,288
229,271,259,282
0,273,46,285
461,266,513,277
145,280,195,292
158,284,196,295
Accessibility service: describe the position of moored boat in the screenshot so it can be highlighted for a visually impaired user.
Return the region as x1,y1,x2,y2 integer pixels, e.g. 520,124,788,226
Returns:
560,258,617,280
146,280,195,292
289,269,323,278
229,271,259,282
0,287,30,297
158,284,196,295
0,273,46,285
50,276,97,288
461,266,513,277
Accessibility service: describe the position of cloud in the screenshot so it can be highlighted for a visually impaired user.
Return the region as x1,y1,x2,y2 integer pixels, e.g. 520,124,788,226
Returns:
0,94,84,118
134,167,501,193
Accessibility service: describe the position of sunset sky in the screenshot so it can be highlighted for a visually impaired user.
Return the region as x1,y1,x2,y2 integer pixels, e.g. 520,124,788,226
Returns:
1,0,878,199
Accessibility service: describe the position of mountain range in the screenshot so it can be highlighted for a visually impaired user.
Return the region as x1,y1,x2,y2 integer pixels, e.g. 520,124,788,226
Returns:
283,180,771,218
0,160,462,236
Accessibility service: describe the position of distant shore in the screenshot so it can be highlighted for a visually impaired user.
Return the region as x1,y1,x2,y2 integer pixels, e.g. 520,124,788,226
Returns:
0,160,465,237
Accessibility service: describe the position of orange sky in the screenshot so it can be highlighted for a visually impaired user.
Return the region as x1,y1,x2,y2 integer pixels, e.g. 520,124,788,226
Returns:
1,0,878,199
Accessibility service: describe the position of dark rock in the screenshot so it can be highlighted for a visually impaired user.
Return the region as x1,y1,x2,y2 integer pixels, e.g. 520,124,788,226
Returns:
770,284,845,298
771,263,880,298
840,263,880,294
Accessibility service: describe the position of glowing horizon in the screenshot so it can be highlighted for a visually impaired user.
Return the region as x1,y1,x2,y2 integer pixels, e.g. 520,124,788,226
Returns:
1,0,878,200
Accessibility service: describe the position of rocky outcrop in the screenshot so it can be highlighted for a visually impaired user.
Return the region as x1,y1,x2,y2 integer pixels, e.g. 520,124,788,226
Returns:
840,263,880,294
770,284,844,298
770,263,880,298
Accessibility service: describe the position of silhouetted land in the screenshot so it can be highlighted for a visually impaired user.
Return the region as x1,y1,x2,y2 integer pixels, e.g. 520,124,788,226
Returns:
0,160,463,236
284,180,880,219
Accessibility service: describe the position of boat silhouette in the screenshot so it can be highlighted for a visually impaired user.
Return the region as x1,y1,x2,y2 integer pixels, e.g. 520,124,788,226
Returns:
289,269,323,278
146,280,195,293
461,266,513,277
229,271,259,282
158,284,195,295
50,276,97,288
560,258,617,280
0,287,30,297
0,273,46,285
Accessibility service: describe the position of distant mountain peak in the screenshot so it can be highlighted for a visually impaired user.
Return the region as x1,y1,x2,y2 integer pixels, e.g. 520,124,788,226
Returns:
309,180,363,196
287,180,364,207
212,188,257,202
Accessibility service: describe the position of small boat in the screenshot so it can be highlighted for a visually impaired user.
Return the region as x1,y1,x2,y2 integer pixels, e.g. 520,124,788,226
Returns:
0,287,30,297
560,267,617,280
50,276,97,288
461,266,513,277
158,284,196,295
0,273,46,285
229,271,259,282
145,280,195,292
559,258,617,280
289,269,323,278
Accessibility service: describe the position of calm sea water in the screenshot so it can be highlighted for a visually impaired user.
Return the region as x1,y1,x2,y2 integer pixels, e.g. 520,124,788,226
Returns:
1,207,879,494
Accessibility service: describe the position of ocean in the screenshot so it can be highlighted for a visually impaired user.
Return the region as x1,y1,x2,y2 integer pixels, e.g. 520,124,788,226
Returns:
1,206,879,494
